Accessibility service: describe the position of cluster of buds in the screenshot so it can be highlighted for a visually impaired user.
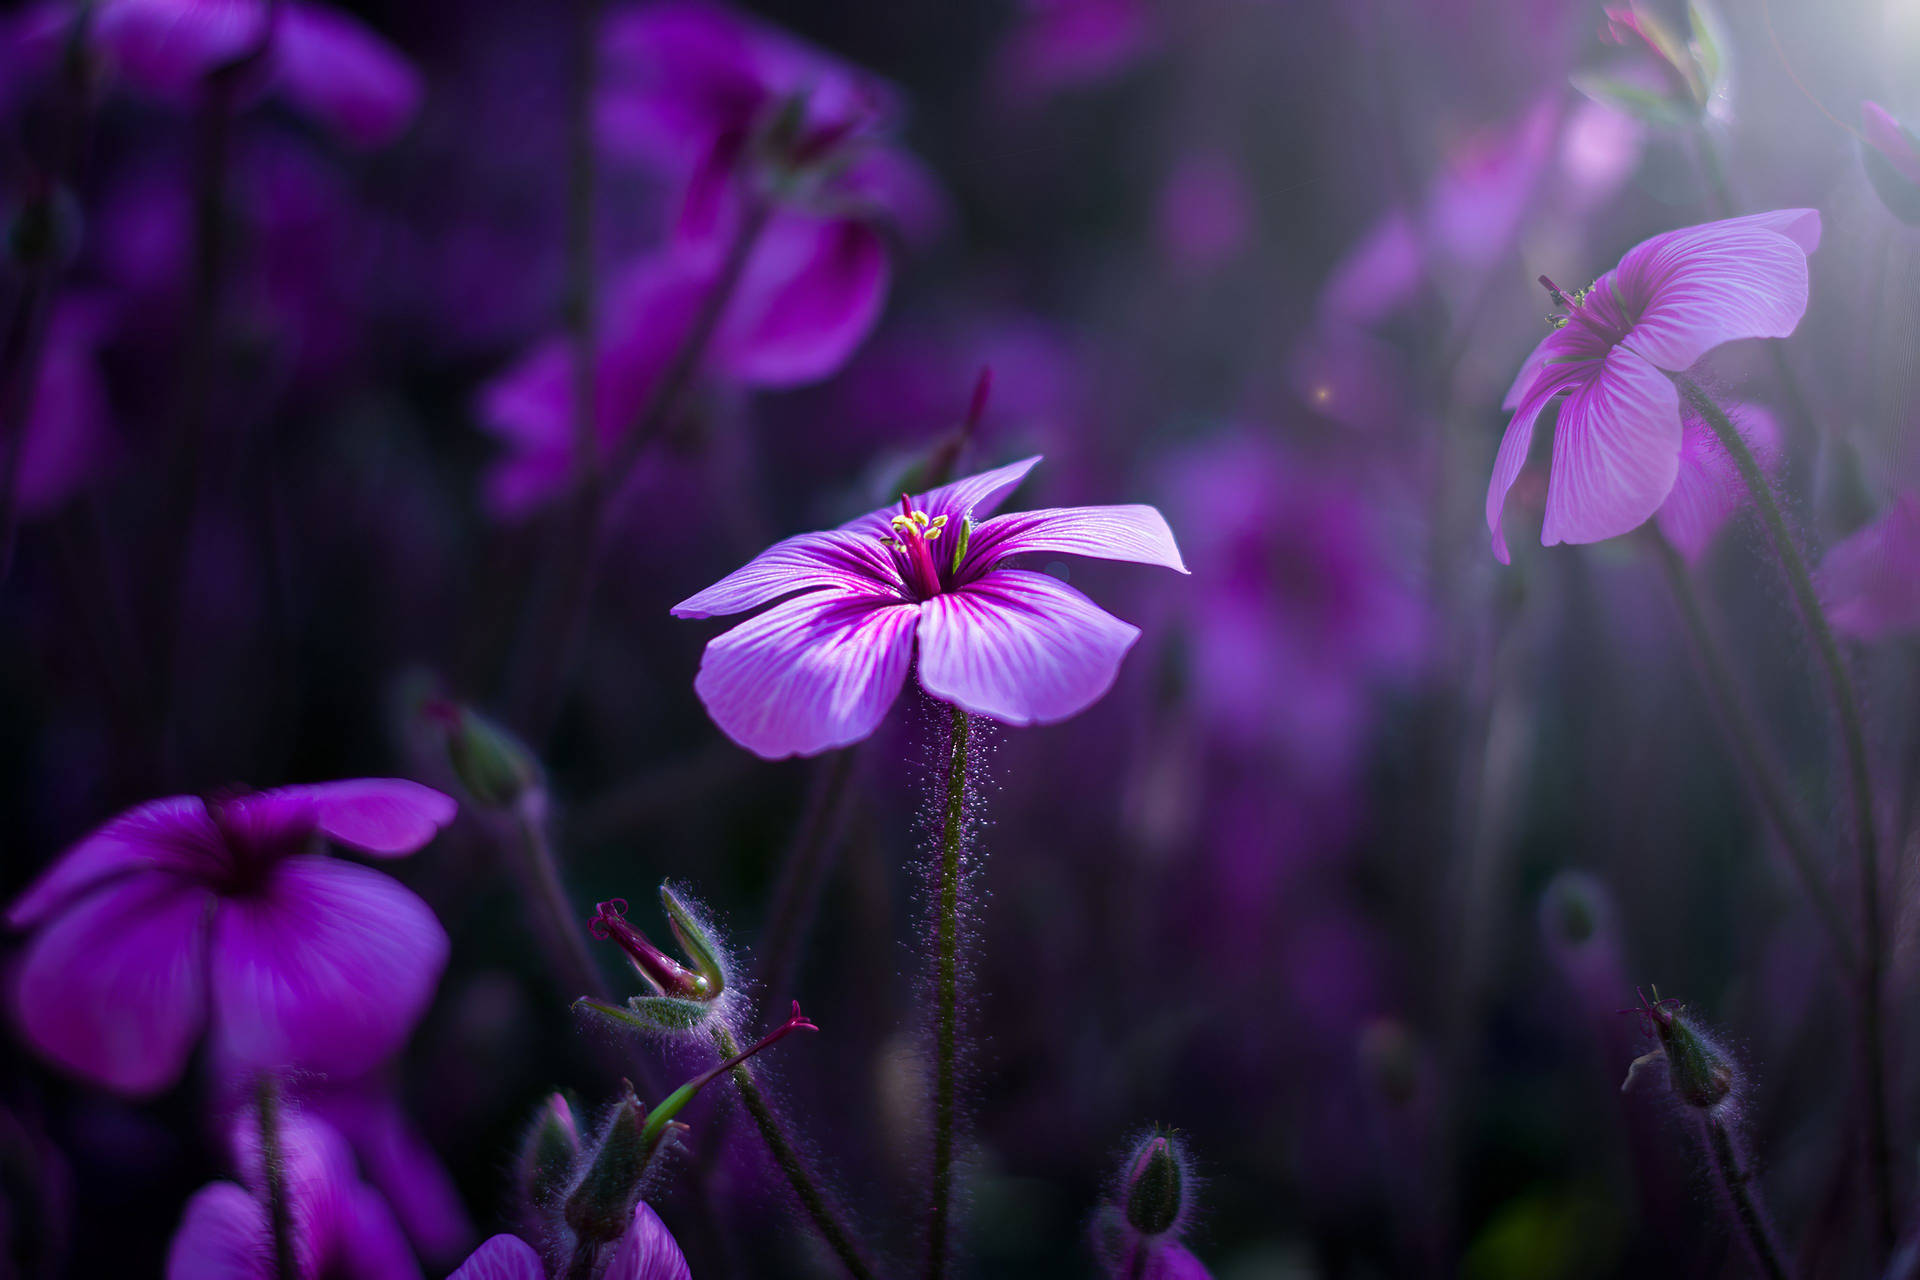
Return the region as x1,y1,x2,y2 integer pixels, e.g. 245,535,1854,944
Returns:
516,1005,817,1270
1621,987,1737,1112
1088,1131,1212,1279
1572,0,1729,131
577,886,735,1037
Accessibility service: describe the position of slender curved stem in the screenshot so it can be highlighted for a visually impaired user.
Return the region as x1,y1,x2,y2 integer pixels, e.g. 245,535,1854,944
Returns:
1677,376,1892,1251
1648,530,1856,973
255,1075,297,1280
711,1022,878,1280
1704,1113,1793,1280
927,705,971,1280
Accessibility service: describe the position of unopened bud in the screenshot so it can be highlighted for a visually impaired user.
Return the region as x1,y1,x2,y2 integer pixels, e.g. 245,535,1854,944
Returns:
588,897,712,1003
659,884,727,997
428,700,542,810
563,1087,648,1249
1624,988,1736,1110
516,1092,580,1222
1124,1135,1184,1237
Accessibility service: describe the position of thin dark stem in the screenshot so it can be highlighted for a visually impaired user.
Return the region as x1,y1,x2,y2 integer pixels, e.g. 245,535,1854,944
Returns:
1703,1113,1792,1280
1648,530,1856,973
564,0,602,500
255,1076,297,1280
710,1022,878,1280
511,798,610,1005
1678,376,1893,1251
927,704,970,1280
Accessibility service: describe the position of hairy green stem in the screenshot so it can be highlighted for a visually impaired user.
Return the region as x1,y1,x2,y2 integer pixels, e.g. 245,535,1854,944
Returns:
255,1076,297,1280
928,705,970,1280
1677,376,1892,1250
1649,531,1856,972
1704,1113,1792,1280
710,1022,877,1280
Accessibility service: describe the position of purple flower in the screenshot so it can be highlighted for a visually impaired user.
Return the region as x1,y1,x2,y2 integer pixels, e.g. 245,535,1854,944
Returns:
7,780,456,1094
6,300,116,522
1655,402,1780,562
672,457,1186,759
447,1205,689,1280
1486,209,1820,563
1819,493,1920,639
80,0,422,146
299,1083,476,1269
166,1107,420,1279
1155,152,1253,271
993,0,1154,102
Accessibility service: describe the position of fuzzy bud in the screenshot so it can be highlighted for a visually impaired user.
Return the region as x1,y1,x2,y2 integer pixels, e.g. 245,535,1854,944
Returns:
427,701,542,810
516,1092,580,1225
1624,988,1736,1110
1124,1135,1184,1237
563,1088,648,1249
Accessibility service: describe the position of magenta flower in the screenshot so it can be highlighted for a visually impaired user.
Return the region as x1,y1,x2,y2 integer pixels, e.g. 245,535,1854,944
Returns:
448,1205,689,1280
1655,402,1780,562
6,300,116,522
167,1107,420,1279
1486,209,1820,563
1819,493,1920,639
672,457,1186,759
7,780,455,1094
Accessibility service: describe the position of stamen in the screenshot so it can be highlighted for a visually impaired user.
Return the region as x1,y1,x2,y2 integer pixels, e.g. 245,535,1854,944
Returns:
588,899,710,1000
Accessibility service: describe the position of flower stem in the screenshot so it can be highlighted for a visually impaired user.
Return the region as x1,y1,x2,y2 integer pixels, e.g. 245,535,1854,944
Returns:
710,1021,878,1280
511,797,611,1006
255,1075,297,1280
1648,530,1856,973
563,0,602,499
1677,375,1893,1251
928,704,971,1280
1703,1112,1793,1280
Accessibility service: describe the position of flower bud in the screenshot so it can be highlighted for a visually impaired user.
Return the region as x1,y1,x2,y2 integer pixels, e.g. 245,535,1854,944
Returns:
587,898,712,1002
516,1092,580,1226
1124,1135,1185,1238
659,884,727,997
1623,988,1736,1110
428,701,543,810
563,1087,648,1250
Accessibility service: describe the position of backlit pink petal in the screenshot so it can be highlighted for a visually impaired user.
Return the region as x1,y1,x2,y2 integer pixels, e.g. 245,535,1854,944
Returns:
274,2,423,147
7,795,218,927
1864,102,1920,186
671,529,902,619
209,856,448,1077
962,505,1188,574
837,455,1044,539
692,590,921,758
306,1091,473,1267
165,1182,270,1280
1615,222,1814,370
718,217,891,387
332,1184,424,1279
271,779,457,857
230,1109,354,1276
1540,347,1681,547
605,1202,692,1280
915,568,1140,725
1319,213,1420,327
1141,1241,1213,1280
449,1235,548,1280
15,872,214,1094
1486,367,1592,564
1820,493,1920,639
1655,403,1779,562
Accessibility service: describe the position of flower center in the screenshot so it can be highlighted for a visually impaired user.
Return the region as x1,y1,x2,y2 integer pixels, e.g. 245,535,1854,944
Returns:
1539,274,1632,346
881,495,962,600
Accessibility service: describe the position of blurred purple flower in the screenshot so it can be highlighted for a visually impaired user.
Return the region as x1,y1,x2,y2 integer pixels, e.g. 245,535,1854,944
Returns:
301,1084,476,1269
5,299,116,522
79,0,422,146
1165,432,1426,782
672,456,1186,759
167,1106,420,1279
1864,102,1920,185
1487,208,1819,563
994,0,1154,101
7,780,456,1094
1655,402,1779,562
1155,152,1253,271
448,1205,688,1280
1819,493,1920,639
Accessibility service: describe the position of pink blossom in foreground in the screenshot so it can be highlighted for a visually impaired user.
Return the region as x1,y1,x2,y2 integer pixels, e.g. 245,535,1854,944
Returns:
1819,493,1920,639
1487,209,1820,563
7,780,455,1094
673,457,1186,758
166,1107,419,1279
447,1205,689,1280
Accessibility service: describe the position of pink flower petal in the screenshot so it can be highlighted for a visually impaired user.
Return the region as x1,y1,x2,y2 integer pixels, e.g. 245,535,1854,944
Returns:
1319,213,1421,327
962,504,1188,574
274,2,422,147
605,1202,691,1280
448,1235,548,1280
1540,346,1681,547
1615,217,1815,370
671,529,903,619
1820,493,1920,639
915,568,1140,724
1655,403,1779,562
209,856,448,1077
8,795,219,928
1864,102,1920,186
332,1183,424,1279
1486,366,1592,564
691,591,921,758
838,455,1043,539
717,216,891,388
165,1182,271,1280
15,871,214,1094
269,779,457,857
306,1090,474,1266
